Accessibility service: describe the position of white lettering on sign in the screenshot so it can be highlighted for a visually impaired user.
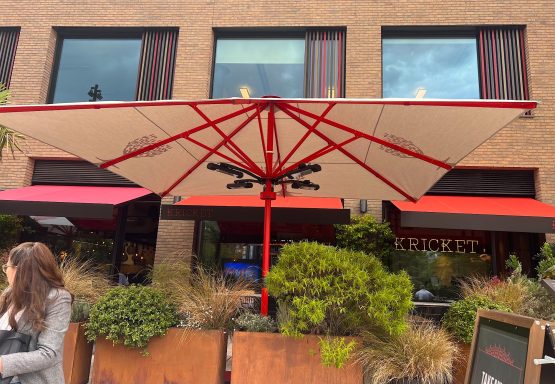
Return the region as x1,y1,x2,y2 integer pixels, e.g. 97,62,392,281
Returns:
394,238,479,253
481,371,503,384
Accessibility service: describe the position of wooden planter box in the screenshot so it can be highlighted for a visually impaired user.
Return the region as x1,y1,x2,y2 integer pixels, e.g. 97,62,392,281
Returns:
453,342,471,384
231,332,363,384
63,322,93,384
91,328,226,384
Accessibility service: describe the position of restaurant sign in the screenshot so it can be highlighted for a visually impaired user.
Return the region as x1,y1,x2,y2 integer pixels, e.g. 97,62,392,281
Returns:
395,237,480,253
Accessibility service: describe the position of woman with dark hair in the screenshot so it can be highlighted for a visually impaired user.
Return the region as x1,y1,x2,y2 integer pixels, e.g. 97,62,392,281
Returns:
0,242,71,384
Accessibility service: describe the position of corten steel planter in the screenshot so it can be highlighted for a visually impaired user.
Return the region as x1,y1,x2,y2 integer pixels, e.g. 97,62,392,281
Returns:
452,342,471,384
90,328,226,384
231,332,363,384
63,322,93,384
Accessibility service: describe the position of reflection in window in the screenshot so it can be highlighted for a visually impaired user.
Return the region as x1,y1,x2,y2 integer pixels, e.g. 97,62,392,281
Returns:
52,38,141,103
212,38,305,98
390,250,491,300
382,38,480,99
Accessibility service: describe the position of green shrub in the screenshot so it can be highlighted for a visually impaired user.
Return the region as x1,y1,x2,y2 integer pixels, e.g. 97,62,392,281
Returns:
233,312,277,333
443,296,512,344
334,214,395,263
536,242,555,279
319,337,357,368
266,242,413,338
85,285,178,353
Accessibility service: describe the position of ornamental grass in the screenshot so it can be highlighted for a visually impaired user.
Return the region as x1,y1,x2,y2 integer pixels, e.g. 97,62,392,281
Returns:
355,319,457,384
60,257,111,304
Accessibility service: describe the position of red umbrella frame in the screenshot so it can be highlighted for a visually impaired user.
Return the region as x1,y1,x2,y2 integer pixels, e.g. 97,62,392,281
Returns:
0,97,537,314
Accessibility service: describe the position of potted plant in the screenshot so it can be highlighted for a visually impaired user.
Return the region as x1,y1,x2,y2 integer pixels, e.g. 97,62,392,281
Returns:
86,258,246,384
355,318,458,384
60,257,111,384
231,242,414,384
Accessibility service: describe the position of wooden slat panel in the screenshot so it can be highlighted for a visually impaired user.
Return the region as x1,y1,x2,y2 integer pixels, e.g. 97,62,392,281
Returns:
0,28,19,87
428,169,535,197
135,29,178,101
32,160,136,186
305,29,346,98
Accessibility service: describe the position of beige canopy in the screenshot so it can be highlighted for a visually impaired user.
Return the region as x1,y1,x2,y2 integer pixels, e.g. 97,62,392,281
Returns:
0,98,536,201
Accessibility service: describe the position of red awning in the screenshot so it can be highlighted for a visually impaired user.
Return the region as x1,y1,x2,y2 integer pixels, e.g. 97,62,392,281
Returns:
0,185,154,219
161,196,350,224
392,196,555,233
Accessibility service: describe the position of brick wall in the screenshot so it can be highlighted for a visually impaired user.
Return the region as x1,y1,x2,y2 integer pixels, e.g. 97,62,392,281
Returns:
1,0,554,258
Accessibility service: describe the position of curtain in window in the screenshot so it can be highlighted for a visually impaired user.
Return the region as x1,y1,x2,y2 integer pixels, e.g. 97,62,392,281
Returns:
305,30,346,98
0,28,19,87
136,29,178,101
478,28,529,101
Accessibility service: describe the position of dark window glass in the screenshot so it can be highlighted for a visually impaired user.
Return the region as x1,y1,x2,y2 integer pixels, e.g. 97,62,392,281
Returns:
212,38,305,98
52,38,141,103
383,37,480,99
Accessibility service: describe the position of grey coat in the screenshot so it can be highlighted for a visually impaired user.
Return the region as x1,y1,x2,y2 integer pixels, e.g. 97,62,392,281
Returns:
1,289,72,384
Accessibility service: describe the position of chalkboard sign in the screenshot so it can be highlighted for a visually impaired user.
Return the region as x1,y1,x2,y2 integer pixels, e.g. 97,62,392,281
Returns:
540,323,555,384
465,310,545,384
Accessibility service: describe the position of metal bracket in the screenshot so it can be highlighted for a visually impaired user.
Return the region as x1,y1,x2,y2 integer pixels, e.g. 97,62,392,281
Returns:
534,355,555,365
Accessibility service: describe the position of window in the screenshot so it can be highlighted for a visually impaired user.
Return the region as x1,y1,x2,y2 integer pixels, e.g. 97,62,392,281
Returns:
212,38,306,98
212,29,346,99
382,27,529,102
382,37,480,99
50,29,178,103
51,37,142,103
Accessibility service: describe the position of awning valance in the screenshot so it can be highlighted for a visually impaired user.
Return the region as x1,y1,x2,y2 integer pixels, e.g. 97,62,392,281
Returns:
392,196,555,233
0,185,154,219
161,195,350,224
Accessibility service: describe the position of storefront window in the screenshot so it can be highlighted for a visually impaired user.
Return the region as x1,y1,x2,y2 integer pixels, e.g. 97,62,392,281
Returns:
390,249,491,300
198,221,220,270
382,37,480,99
212,38,305,98
51,38,142,103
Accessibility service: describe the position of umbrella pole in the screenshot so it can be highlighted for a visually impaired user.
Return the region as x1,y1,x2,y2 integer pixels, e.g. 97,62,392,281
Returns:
260,180,276,315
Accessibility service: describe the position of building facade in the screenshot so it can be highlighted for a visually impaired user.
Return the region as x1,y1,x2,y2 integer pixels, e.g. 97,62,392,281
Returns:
1,1,554,297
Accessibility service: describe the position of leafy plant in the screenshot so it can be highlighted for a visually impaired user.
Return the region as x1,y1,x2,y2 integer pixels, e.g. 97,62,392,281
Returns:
319,336,357,368
267,242,413,367
233,312,277,333
442,296,512,344
60,257,112,322
267,242,413,338
335,215,396,264
0,84,25,161
356,319,457,384
85,285,178,353
536,242,555,279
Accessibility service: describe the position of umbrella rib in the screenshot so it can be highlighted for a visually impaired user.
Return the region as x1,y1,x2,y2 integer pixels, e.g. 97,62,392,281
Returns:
190,104,263,174
278,105,418,202
276,136,359,178
281,103,452,170
256,105,267,163
100,103,259,168
159,104,266,197
275,102,336,172
134,107,199,162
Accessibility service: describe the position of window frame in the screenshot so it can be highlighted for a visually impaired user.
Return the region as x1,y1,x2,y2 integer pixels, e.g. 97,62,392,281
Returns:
210,29,307,99
47,28,144,104
210,27,346,99
381,27,482,99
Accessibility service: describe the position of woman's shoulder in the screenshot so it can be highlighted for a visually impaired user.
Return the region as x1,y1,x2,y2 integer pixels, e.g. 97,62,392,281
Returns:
47,288,71,302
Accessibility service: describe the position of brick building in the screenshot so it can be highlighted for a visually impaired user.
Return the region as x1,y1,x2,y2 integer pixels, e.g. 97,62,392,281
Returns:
1,1,554,297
